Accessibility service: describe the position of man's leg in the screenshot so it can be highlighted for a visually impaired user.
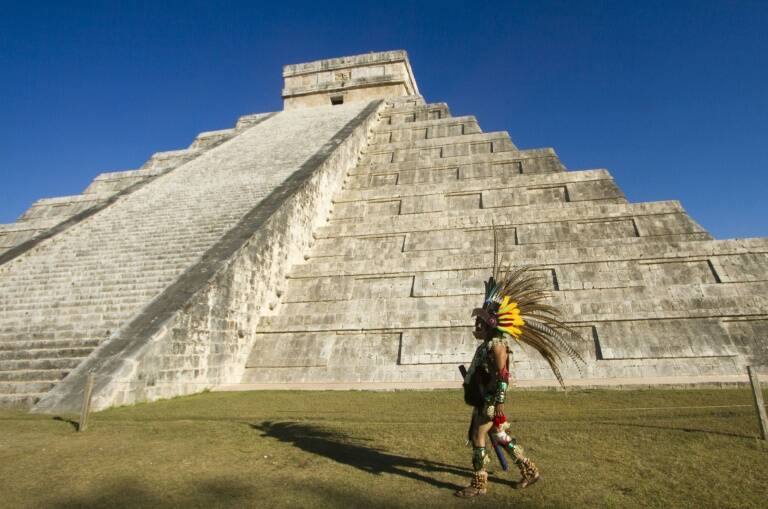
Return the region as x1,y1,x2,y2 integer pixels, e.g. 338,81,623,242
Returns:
492,422,540,488
455,411,494,498
503,438,540,489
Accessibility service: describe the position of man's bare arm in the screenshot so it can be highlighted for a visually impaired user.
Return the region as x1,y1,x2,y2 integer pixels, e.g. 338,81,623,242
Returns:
491,343,509,421
492,342,508,374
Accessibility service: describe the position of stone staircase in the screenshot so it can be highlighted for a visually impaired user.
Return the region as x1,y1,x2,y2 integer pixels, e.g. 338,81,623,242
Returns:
240,96,768,388
0,101,375,408
0,114,272,259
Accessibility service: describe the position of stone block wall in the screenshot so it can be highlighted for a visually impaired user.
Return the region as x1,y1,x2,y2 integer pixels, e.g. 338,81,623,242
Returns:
283,50,419,110
236,96,768,390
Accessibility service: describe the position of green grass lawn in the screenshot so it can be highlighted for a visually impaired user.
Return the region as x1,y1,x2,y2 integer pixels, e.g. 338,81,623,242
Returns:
1,388,767,509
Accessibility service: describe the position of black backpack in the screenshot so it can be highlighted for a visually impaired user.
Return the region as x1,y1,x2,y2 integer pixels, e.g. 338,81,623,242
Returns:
462,367,490,407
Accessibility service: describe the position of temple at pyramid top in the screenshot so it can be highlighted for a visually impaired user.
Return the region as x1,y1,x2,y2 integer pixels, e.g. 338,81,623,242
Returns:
282,50,420,109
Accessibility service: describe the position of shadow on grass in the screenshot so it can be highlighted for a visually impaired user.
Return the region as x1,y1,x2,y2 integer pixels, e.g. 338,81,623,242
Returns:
42,473,511,509
45,477,252,509
597,420,756,440
252,420,516,492
52,416,80,431
42,475,422,509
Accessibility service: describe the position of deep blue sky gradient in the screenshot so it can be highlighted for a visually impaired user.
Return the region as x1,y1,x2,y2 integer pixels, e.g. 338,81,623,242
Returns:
1,1,766,238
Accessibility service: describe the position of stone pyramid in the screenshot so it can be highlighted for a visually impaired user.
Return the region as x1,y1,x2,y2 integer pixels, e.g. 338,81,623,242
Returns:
1,51,766,411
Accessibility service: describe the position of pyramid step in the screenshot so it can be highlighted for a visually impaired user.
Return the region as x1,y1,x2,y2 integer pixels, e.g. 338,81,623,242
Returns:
349,147,561,175
346,164,547,190
0,381,56,394
0,393,44,409
314,200,697,239
0,278,179,295
307,233,712,264
283,264,767,303
328,196,628,225
4,292,151,305
28,240,222,254
295,237,768,280
0,334,107,345
0,311,132,329
0,325,117,340
189,128,237,151
310,230,709,262
361,130,507,153
258,295,768,333
0,322,118,334
0,268,178,281
2,297,153,313
0,338,101,351
331,178,625,221
0,337,99,349
2,261,197,278
6,246,211,265
336,169,616,203
360,132,516,165
369,116,482,145
0,347,95,361
4,290,160,305
344,166,563,190
0,369,71,382
0,357,86,371
378,102,450,122
0,301,156,315
268,276,768,319
291,278,768,308
372,114,472,133
233,112,275,130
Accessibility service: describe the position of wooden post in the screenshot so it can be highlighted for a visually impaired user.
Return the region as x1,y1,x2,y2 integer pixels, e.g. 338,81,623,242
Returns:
747,366,768,440
78,372,95,432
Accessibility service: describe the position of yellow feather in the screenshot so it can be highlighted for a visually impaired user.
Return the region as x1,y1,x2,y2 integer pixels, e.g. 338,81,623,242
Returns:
498,298,519,315
499,325,523,338
499,309,522,323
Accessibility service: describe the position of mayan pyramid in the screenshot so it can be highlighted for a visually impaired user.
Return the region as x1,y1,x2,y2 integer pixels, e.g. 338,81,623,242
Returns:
1,50,766,411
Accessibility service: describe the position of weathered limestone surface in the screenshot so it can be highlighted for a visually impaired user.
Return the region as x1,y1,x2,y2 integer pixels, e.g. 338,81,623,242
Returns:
283,50,419,110
2,100,381,410
0,113,273,260
238,76,768,388
3,50,767,409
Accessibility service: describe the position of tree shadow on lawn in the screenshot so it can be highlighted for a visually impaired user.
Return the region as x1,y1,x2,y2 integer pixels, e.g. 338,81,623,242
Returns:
252,420,517,492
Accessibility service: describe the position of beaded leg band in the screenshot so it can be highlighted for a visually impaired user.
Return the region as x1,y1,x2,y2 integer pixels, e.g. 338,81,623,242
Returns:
455,447,490,498
502,441,540,489
513,457,540,489
454,471,488,498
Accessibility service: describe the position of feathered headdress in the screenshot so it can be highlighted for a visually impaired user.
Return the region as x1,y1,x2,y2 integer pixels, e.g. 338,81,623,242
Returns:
471,226,585,387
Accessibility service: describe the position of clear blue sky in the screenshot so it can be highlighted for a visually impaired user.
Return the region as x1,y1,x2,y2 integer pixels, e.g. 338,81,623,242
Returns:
1,1,766,239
